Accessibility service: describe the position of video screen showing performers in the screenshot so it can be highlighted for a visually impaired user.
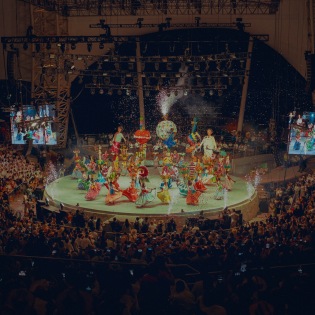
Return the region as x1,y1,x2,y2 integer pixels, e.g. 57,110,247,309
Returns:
10,104,57,145
288,111,315,155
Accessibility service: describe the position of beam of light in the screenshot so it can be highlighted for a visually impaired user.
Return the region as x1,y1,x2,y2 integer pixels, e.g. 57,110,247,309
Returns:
168,189,180,215
157,65,188,116
224,188,228,208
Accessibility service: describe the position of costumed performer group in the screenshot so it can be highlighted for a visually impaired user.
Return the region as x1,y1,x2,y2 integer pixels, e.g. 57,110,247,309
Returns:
70,117,236,208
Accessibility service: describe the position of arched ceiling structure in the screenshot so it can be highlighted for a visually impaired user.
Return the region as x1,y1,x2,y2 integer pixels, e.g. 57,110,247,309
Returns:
0,0,311,148
0,0,311,82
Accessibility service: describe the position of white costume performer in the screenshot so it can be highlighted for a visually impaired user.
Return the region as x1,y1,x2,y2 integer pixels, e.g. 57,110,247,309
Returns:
200,129,217,157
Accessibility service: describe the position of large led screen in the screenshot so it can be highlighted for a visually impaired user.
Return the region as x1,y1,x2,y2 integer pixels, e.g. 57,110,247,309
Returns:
10,105,57,145
288,111,315,155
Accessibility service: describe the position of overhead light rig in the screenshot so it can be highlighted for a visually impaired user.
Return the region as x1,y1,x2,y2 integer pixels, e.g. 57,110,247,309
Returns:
19,0,280,17
78,70,247,79
1,34,269,46
89,19,251,30
85,84,228,91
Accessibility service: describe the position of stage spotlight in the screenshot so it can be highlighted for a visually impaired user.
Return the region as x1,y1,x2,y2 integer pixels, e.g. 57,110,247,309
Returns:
209,89,214,96
71,43,76,50
23,42,28,50
99,42,105,49
155,62,159,71
99,88,104,95
87,43,92,52
145,90,150,97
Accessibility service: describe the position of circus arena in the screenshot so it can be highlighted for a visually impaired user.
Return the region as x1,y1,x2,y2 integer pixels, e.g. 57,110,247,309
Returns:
2,1,315,315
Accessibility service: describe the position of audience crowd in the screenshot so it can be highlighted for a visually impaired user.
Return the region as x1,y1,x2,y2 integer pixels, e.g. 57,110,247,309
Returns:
1,144,315,314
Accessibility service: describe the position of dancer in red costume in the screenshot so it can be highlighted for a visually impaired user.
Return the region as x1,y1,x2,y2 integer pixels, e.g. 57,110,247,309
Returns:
122,179,139,202
194,178,207,192
186,180,202,205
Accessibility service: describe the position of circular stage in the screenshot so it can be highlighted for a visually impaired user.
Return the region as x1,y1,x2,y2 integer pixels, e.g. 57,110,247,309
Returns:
44,168,259,220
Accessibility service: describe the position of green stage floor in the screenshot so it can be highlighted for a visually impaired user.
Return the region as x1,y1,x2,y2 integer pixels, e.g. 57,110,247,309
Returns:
45,169,255,216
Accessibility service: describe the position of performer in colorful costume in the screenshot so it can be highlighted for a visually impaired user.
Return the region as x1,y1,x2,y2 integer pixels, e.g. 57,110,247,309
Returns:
85,180,102,201
163,128,177,149
186,180,201,205
105,180,123,205
135,181,157,208
186,117,201,155
199,128,217,158
214,180,224,200
122,179,139,202
224,174,236,191
157,185,171,204
177,180,188,197
110,126,126,159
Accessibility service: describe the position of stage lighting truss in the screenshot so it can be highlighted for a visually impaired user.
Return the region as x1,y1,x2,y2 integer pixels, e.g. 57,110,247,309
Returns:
19,0,280,17
25,51,251,64
28,50,250,83
1,35,269,47
85,83,228,93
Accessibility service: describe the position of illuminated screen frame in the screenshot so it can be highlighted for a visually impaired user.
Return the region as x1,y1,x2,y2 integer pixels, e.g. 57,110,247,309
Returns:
10,104,58,146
